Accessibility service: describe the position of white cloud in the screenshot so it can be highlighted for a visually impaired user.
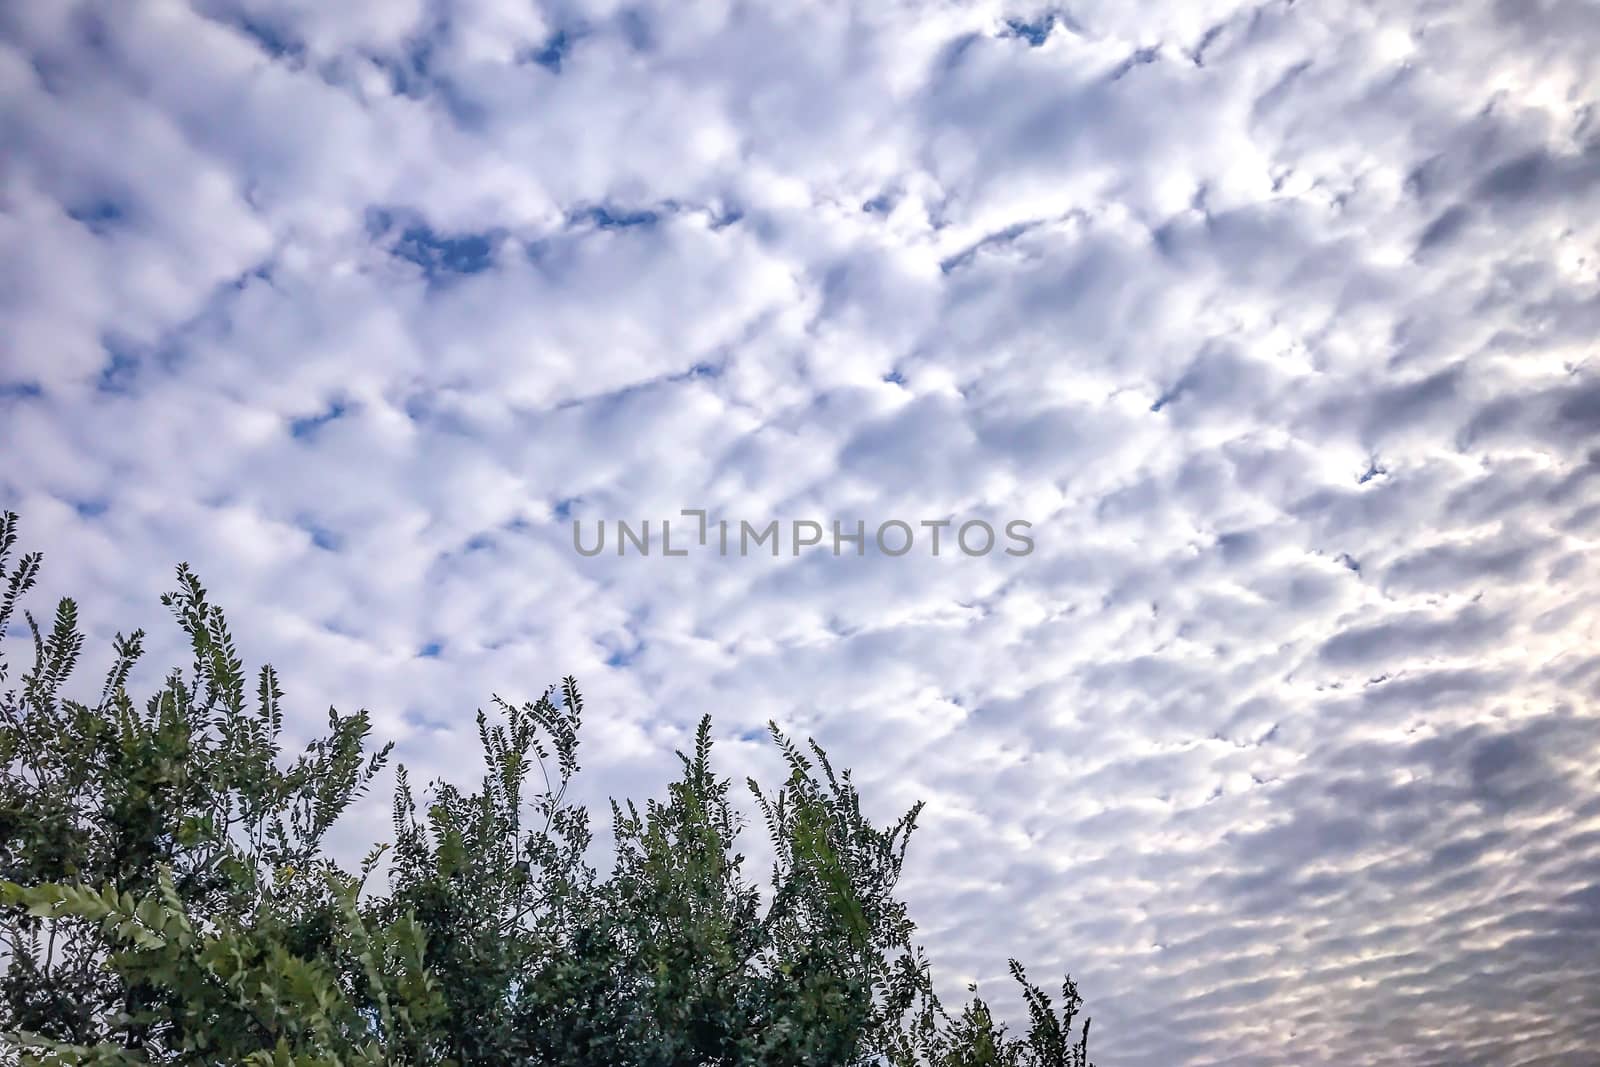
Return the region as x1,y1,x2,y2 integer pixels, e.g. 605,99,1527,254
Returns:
2,0,1598,1062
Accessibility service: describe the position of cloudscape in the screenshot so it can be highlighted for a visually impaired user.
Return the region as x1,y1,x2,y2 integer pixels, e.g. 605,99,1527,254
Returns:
3,1,1598,1063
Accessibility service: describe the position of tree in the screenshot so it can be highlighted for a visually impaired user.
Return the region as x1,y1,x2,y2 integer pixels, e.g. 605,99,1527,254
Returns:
0,511,1092,1065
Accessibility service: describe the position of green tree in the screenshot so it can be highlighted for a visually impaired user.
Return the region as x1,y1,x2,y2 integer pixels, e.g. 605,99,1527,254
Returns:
0,512,1091,1065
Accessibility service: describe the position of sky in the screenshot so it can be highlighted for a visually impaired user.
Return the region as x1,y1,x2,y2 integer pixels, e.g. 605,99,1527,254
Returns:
2,1,1599,1063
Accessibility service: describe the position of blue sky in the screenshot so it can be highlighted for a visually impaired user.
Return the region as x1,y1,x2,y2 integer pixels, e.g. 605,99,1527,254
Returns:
3,1,1600,1063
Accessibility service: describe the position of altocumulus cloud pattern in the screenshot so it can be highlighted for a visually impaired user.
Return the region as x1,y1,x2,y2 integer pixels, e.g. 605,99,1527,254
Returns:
2,1,1599,1063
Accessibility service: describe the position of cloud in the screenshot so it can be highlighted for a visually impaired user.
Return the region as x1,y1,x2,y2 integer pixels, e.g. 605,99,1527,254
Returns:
2,1,1598,1063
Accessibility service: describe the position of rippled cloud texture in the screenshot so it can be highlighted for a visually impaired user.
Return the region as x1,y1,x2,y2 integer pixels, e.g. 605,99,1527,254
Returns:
3,1,1599,1063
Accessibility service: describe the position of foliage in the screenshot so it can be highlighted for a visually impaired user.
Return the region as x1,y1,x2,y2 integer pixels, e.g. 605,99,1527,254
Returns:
0,512,1092,1065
